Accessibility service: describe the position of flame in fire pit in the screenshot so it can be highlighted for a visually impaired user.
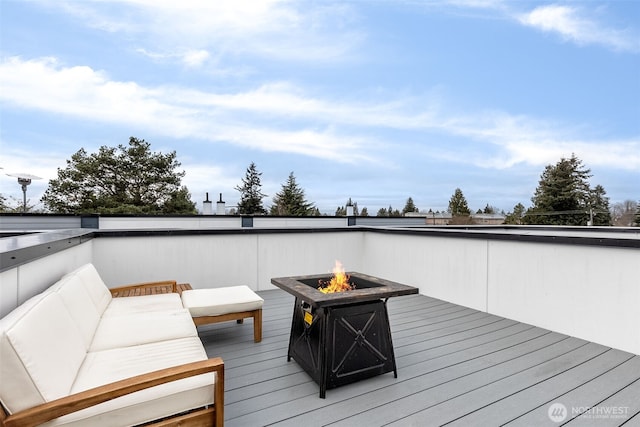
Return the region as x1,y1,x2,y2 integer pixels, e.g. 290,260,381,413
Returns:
318,261,355,294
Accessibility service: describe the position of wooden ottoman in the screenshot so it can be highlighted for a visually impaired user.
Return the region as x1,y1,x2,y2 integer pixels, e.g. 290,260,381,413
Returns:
181,286,264,342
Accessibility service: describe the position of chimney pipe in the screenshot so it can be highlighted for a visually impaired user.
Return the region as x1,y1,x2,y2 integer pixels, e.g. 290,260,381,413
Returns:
202,192,213,215
216,193,226,215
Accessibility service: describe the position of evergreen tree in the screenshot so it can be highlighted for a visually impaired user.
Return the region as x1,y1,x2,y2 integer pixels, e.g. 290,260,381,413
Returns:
235,162,267,215
483,204,496,214
360,207,369,217
588,185,611,226
634,200,640,226
389,205,401,217
335,198,359,216
402,197,418,215
270,172,314,215
504,203,526,225
352,201,360,216
41,137,196,214
376,207,388,217
525,154,607,226
344,198,359,216
448,188,471,216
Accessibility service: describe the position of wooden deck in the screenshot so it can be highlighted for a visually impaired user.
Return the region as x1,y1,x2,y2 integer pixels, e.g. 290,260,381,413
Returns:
195,289,639,426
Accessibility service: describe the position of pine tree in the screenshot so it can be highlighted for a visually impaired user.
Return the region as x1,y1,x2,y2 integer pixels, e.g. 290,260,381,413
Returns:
589,185,611,226
270,172,314,216
526,154,607,226
504,203,526,225
402,197,418,215
483,204,496,214
352,201,360,216
235,162,267,215
448,188,471,216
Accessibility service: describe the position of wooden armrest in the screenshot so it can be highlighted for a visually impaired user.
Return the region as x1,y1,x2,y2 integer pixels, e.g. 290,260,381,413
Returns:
110,280,178,295
3,358,224,427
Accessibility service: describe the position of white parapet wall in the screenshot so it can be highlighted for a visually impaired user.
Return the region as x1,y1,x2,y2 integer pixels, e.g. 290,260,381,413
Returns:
362,230,639,355
97,216,242,230
0,241,93,317
1,226,638,354
97,216,348,230
362,232,489,311
486,240,640,358
91,231,365,291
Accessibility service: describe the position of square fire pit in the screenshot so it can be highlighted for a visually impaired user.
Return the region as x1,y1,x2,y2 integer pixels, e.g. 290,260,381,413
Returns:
271,272,418,398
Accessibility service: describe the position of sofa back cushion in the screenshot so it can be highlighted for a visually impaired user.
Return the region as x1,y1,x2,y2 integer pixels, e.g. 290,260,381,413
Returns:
0,292,86,414
71,263,112,315
51,273,102,349
0,292,49,414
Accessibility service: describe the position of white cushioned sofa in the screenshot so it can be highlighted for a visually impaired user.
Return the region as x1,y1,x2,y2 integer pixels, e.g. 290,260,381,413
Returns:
0,264,223,427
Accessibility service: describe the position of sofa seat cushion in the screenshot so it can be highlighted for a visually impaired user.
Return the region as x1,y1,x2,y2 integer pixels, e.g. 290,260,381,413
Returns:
181,286,264,317
102,293,184,317
41,337,214,427
89,309,198,351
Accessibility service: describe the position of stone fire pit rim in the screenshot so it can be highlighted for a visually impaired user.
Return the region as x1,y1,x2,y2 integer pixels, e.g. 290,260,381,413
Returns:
270,272,419,308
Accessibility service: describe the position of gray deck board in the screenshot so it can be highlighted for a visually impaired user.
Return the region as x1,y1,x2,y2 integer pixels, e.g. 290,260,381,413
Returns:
199,289,639,426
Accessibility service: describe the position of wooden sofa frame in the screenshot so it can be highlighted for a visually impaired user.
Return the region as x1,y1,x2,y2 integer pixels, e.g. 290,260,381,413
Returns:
110,281,263,343
0,359,224,427
0,280,225,427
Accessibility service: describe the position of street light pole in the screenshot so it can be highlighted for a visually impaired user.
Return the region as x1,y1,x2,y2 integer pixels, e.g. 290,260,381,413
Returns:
18,178,31,213
6,173,42,213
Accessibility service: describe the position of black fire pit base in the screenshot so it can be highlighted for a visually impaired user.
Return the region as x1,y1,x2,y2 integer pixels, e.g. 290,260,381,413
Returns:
287,297,397,398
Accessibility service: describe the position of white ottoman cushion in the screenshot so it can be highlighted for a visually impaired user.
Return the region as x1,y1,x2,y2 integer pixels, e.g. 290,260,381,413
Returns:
181,286,264,317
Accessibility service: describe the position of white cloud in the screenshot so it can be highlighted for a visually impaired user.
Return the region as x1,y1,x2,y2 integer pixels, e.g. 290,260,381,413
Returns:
49,0,364,63
136,48,211,68
518,4,639,53
438,111,640,170
178,162,239,206
1,56,637,175
0,56,374,163
181,50,210,68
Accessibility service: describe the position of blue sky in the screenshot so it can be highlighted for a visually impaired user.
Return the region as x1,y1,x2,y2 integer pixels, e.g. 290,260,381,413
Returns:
1,1,638,214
